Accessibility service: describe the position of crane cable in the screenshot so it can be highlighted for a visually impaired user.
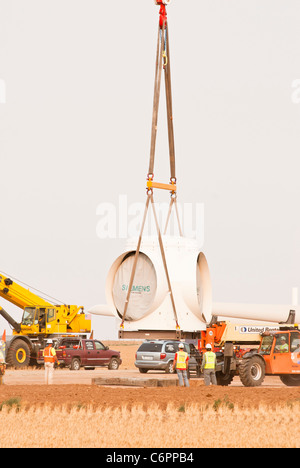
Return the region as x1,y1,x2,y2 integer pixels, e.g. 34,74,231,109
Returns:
120,3,181,331
0,270,65,306
148,22,176,182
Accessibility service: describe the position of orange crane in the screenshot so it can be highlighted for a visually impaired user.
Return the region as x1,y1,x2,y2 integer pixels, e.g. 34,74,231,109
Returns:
199,321,300,387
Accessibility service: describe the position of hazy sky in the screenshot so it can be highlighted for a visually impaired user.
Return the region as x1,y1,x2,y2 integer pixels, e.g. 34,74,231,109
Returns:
0,0,300,339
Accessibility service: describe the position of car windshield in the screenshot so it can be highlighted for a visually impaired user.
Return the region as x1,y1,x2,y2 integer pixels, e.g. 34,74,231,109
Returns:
138,343,163,352
259,335,274,355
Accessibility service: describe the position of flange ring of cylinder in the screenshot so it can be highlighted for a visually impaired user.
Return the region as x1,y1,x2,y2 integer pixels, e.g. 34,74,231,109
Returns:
111,251,158,322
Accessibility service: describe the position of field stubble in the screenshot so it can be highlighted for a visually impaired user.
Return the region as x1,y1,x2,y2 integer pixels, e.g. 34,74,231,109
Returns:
0,341,300,448
0,400,299,448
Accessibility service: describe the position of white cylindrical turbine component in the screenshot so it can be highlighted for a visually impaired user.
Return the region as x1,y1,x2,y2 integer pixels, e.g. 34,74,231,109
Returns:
88,304,116,317
89,236,299,332
102,236,213,331
112,252,158,321
213,302,300,324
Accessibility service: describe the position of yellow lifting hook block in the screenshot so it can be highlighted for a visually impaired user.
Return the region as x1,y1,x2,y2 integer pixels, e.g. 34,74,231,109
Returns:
147,179,176,192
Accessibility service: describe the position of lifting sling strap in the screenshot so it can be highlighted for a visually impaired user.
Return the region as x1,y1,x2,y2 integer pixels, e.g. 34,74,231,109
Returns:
120,3,181,331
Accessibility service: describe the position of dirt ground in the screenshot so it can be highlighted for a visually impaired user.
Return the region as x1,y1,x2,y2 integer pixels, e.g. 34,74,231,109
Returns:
1,341,300,410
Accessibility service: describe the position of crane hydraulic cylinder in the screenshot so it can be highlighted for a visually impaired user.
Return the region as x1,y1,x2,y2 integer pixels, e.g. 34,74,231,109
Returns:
0,307,21,333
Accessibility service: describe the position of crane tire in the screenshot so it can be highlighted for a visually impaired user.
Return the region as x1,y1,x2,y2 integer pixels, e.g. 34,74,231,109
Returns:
216,372,234,386
7,339,31,368
239,355,265,387
280,375,300,387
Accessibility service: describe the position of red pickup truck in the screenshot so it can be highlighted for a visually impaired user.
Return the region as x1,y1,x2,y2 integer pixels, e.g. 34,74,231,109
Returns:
38,338,122,371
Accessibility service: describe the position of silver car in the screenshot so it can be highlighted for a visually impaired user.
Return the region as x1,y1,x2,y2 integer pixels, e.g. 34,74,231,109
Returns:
134,339,200,374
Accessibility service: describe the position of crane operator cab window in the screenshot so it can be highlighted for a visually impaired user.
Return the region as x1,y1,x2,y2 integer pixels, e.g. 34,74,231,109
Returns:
259,335,274,355
274,334,289,353
22,307,36,326
291,332,300,353
37,308,46,330
47,308,56,322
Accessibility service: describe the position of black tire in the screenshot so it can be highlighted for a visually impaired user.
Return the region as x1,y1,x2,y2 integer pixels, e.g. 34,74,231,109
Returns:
139,368,148,374
7,339,31,368
216,372,234,386
280,375,300,387
165,361,175,374
70,358,81,371
239,355,265,387
108,358,119,370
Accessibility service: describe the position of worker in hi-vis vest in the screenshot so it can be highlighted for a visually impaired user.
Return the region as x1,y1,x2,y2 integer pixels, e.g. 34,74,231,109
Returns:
172,342,190,387
201,343,217,386
279,336,289,353
43,339,59,385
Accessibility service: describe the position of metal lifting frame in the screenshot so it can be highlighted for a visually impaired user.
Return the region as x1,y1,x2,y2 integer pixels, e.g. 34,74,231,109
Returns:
120,1,181,330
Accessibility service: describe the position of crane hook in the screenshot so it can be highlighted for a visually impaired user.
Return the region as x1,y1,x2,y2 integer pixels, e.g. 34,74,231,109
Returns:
162,50,168,68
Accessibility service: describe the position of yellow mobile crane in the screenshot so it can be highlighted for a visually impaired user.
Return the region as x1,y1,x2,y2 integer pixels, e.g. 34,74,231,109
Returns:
0,273,91,367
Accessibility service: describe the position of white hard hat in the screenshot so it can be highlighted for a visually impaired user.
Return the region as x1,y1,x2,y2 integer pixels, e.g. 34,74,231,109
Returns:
47,339,53,345
206,343,212,349
178,343,184,348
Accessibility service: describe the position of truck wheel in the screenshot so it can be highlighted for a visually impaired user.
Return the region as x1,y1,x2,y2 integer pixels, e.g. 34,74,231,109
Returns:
70,358,81,371
239,355,265,387
216,372,234,386
7,339,31,368
280,375,300,387
108,358,119,370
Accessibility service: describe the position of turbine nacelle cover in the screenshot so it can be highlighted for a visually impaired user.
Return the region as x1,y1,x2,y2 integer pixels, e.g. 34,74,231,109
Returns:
104,236,212,331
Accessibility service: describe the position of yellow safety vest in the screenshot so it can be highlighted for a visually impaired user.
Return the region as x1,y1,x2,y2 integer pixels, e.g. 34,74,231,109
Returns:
204,351,216,370
279,343,289,353
176,350,188,370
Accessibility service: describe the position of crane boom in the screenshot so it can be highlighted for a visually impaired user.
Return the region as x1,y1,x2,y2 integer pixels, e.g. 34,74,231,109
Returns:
0,274,52,309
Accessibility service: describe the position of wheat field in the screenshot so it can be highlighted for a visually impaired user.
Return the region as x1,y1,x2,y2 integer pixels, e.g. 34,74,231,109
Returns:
0,399,299,448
